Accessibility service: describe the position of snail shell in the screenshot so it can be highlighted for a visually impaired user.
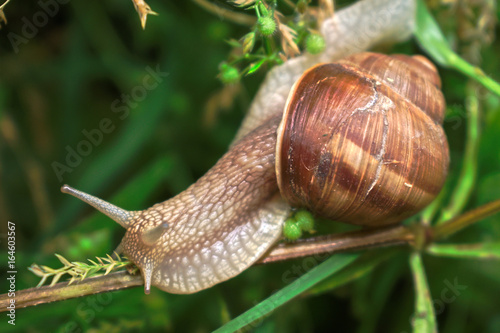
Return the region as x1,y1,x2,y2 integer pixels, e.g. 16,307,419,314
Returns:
276,53,449,226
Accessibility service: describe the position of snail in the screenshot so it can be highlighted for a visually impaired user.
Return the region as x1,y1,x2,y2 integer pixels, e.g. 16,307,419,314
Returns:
59,0,444,294
61,51,449,294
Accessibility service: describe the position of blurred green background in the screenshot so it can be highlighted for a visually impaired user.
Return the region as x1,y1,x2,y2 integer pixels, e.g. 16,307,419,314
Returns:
0,0,499,332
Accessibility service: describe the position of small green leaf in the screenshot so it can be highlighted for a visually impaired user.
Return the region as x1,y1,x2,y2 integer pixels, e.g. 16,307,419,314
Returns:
55,254,72,267
37,276,48,288
30,253,132,287
246,58,267,75
27,264,45,277
409,252,437,333
50,272,65,286
415,0,451,65
226,38,242,48
68,276,76,285
105,264,115,275
218,63,240,84
427,243,500,260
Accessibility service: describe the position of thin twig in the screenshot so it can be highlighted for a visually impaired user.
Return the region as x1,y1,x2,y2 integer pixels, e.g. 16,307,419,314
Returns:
0,271,143,311
193,0,256,26
432,199,500,241
0,225,412,311
1,199,500,311
0,0,10,26
131,0,158,29
258,225,413,264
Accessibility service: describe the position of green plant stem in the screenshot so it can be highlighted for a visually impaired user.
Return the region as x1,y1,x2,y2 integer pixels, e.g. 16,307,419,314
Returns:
0,0,12,11
446,54,500,97
409,252,437,333
420,189,447,225
438,82,481,223
193,0,256,26
426,243,500,260
432,198,500,241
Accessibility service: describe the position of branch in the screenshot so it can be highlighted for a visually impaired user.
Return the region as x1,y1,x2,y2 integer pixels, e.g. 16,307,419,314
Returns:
193,0,256,26
0,271,143,311
1,225,413,311
2,199,500,311
0,0,12,27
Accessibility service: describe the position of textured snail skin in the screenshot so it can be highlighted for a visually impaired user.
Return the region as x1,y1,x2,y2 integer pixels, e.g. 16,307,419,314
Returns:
120,119,289,293
61,0,419,294
276,53,448,226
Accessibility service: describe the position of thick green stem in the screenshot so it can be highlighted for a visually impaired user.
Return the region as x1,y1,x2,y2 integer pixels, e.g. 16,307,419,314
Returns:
438,82,481,223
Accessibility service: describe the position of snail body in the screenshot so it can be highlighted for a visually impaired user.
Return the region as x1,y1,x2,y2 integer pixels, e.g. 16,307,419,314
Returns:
60,0,448,294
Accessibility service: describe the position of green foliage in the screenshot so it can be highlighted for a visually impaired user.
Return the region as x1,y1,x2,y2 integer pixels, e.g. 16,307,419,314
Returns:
410,252,437,333
216,0,330,83
218,63,241,84
415,0,500,97
29,253,131,287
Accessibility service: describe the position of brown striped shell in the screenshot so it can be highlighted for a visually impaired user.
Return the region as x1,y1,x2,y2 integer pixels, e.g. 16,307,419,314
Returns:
276,52,449,227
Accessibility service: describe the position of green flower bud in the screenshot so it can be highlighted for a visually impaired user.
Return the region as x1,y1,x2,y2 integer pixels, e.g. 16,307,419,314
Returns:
257,17,277,37
305,34,326,55
219,63,240,84
242,32,256,54
283,218,302,241
295,210,314,232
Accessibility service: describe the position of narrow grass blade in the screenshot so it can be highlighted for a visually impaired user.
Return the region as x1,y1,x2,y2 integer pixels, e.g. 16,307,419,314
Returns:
306,249,396,296
415,0,500,97
213,254,358,333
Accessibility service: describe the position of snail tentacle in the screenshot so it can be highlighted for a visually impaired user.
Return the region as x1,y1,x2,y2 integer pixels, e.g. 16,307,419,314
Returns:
61,185,138,229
